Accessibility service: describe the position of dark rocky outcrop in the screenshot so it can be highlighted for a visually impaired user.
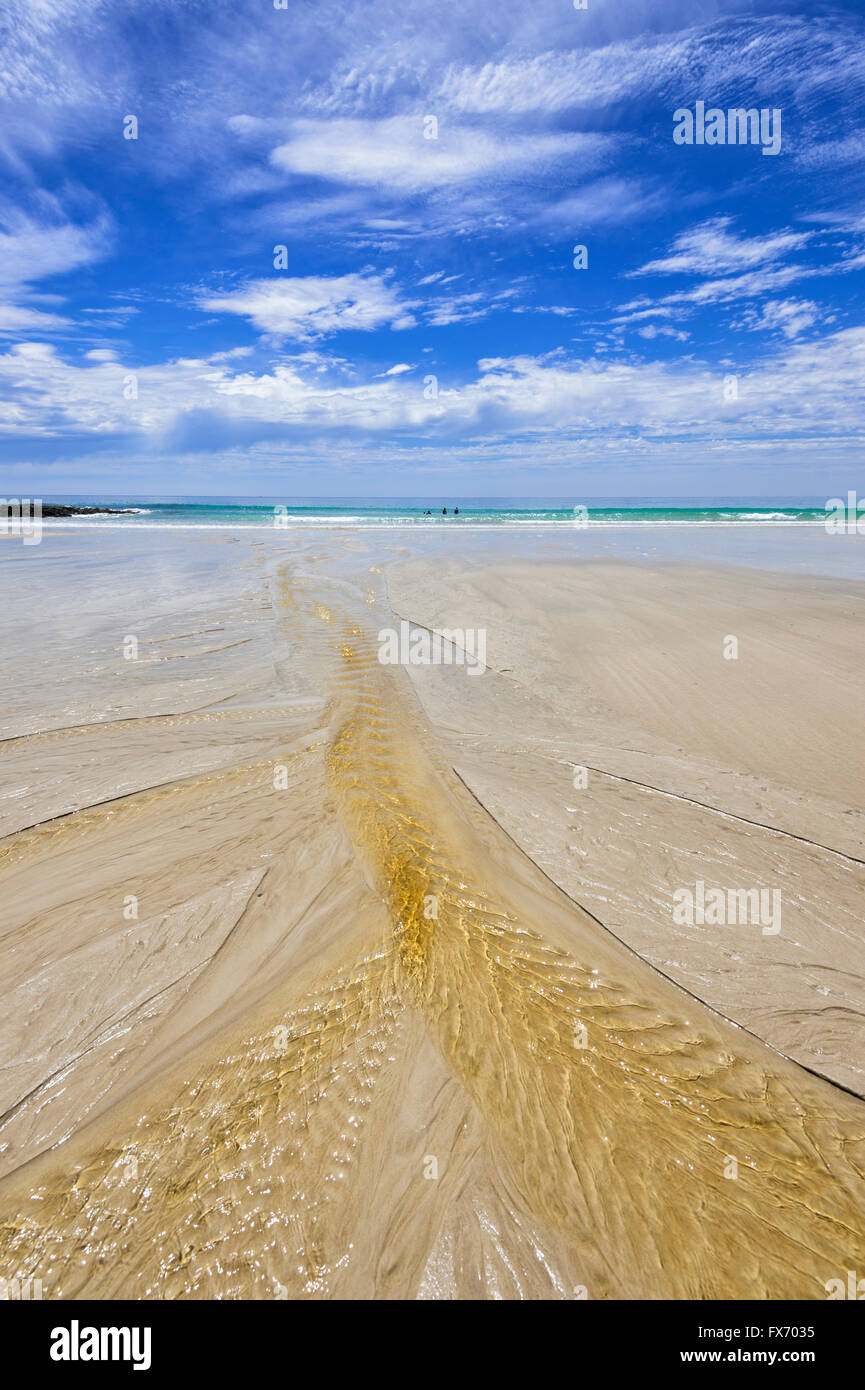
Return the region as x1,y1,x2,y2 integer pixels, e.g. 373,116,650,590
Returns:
39,505,138,517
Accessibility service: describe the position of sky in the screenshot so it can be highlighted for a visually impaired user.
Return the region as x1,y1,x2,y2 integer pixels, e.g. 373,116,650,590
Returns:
0,0,863,499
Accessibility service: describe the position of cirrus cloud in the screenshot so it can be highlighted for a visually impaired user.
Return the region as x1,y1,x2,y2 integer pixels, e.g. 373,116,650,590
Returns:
270,116,609,193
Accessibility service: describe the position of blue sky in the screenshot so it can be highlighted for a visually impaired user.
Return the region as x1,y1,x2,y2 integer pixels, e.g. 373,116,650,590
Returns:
0,0,863,497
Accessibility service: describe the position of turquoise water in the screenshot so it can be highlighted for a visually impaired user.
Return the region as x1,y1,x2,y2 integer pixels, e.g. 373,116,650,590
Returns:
35,496,829,528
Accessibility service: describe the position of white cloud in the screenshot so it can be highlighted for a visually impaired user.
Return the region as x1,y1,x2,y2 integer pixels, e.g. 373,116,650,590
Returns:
270,116,607,193
437,20,865,118
636,324,689,341
512,305,577,318
796,131,865,170
200,273,525,340
734,297,819,340
438,45,679,114
0,304,69,333
0,208,109,290
198,273,417,341
631,218,810,278
0,204,112,337
4,325,865,458
614,305,687,324
620,262,842,316
423,290,488,327
619,219,840,317
541,177,664,229
663,265,806,306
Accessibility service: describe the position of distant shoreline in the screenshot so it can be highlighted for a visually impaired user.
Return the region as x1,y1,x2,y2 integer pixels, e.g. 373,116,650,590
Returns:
28,499,832,530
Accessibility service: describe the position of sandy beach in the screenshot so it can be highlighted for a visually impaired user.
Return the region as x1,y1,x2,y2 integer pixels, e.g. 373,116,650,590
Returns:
0,526,863,1300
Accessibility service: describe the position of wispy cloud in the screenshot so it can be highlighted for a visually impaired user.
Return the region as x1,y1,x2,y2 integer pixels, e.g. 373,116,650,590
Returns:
437,19,865,117
270,117,608,194
198,273,418,341
0,201,111,335
630,218,811,279
636,323,689,341
1,2,864,490
541,177,666,229
733,297,820,340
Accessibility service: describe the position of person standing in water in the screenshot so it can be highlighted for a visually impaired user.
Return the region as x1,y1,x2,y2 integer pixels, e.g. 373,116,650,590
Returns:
442,507,447,515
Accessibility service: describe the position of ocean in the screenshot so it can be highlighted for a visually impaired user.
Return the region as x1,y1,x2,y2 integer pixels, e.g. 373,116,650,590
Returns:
32,496,831,529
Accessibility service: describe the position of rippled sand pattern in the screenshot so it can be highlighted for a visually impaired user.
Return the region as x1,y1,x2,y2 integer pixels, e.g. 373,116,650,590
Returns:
1,569,864,1298
324,596,865,1298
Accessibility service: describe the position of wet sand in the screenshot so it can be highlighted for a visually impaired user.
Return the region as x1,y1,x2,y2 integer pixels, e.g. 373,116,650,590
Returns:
0,528,863,1299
